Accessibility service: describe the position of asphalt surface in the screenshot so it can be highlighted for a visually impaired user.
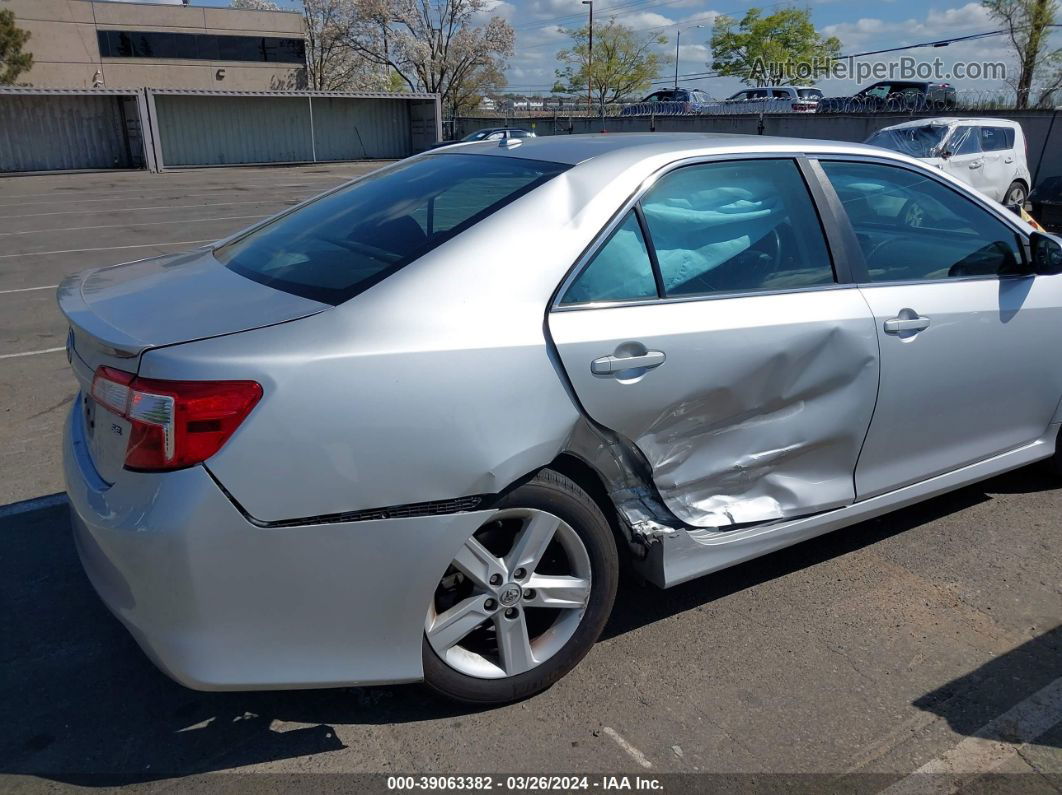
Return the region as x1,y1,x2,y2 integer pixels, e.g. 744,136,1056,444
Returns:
1,165,1061,791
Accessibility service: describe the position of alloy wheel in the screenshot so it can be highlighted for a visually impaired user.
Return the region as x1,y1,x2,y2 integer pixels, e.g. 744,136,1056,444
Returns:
1007,185,1027,205
425,508,592,679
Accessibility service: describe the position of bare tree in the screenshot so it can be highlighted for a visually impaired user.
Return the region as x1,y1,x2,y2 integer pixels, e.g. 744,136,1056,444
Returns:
347,0,513,113
983,0,1061,108
230,0,282,10
304,0,389,91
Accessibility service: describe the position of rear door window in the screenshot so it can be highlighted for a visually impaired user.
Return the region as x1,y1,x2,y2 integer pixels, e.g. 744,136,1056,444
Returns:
639,159,835,296
980,126,1014,151
216,154,568,304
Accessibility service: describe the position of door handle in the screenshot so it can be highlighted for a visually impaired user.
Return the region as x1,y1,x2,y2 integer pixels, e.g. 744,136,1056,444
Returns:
591,350,666,375
883,316,930,334
969,161,983,169
1004,156,1015,164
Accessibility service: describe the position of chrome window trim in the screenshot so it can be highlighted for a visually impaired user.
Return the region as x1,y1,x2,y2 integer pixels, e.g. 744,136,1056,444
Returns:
810,152,1032,288
550,152,841,313
552,281,856,313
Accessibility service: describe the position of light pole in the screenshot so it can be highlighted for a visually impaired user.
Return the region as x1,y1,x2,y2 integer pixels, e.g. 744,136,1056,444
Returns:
675,24,704,90
582,0,593,115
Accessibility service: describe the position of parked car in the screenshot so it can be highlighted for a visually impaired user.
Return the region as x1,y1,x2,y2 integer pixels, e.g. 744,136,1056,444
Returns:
61,133,1062,704
430,127,536,149
865,118,1031,205
704,85,822,114
619,88,712,116
461,127,535,142
818,81,957,113
1029,176,1062,233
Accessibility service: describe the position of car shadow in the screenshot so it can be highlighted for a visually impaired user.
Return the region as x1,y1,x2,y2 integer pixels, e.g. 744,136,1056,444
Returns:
0,464,1056,785
911,624,1062,751
601,465,1059,640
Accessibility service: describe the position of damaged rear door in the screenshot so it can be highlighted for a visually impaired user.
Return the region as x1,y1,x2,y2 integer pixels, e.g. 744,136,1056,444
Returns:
548,157,879,529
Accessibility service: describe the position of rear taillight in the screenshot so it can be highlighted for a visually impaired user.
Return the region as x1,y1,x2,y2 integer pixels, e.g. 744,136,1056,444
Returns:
91,366,262,472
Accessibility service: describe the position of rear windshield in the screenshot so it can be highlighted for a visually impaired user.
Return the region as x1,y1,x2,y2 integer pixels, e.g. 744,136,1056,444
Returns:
865,125,948,158
216,154,568,304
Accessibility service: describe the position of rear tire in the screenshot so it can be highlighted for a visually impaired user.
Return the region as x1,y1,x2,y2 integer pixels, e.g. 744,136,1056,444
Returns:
422,469,619,704
1005,181,1027,207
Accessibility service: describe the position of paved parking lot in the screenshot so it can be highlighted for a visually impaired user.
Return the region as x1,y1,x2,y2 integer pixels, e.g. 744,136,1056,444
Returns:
1,165,1061,790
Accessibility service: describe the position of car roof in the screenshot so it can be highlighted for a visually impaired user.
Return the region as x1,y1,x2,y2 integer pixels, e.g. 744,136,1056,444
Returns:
433,132,897,167
876,117,1023,131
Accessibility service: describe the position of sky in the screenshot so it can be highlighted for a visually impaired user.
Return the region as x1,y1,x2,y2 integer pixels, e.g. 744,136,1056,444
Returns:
191,0,1059,100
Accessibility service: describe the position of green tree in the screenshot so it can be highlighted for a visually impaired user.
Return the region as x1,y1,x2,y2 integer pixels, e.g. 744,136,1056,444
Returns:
556,20,669,107
983,0,1061,108
710,6,839,87
0,9,32,85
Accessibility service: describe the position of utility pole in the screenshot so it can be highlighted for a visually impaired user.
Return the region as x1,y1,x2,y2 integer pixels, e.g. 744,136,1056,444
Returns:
583,1,593,116
675,24,704,90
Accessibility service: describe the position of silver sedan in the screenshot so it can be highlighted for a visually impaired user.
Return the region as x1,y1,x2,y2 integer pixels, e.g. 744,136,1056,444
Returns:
60,133,1062,703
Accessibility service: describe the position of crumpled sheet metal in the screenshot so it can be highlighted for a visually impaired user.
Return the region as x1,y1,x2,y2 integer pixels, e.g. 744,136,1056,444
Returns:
559,419,681,547
636,320,879,529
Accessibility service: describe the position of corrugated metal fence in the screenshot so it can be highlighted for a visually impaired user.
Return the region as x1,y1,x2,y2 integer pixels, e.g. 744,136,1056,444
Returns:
0,88,150,172
0,88,442,173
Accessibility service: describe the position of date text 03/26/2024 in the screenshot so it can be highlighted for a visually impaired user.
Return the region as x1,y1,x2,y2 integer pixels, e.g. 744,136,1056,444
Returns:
387,776,664,790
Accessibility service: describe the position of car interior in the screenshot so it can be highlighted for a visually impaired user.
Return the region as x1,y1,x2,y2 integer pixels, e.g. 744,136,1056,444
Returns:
640,161,834,295
562,160,836,303
820,162,1025,280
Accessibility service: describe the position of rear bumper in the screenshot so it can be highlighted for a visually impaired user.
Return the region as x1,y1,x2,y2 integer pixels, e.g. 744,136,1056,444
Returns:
63,400,491,690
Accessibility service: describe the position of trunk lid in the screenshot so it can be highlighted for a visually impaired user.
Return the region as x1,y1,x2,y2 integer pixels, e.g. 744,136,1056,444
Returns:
60,248,329,484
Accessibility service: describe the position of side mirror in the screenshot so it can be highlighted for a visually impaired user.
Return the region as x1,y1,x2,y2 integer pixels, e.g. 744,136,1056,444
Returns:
1031,231,1062,275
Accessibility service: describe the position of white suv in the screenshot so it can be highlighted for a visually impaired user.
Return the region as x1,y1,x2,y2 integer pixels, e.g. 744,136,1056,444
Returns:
708,86,822,114
866,118,1031,205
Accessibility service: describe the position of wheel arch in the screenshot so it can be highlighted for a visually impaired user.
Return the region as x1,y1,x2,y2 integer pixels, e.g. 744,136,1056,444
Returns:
547,453,631,555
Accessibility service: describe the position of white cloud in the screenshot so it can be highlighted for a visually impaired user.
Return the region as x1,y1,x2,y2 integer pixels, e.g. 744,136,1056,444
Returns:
608,11,675,29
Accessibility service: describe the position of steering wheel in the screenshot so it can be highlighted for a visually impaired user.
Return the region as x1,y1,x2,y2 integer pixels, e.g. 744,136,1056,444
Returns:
900,200,926,229
321,236,405,264
739,227,785,284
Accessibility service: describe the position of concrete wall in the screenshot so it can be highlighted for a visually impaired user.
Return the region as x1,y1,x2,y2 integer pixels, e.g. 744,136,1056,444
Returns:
4,0,305,90
453,110,1062,190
